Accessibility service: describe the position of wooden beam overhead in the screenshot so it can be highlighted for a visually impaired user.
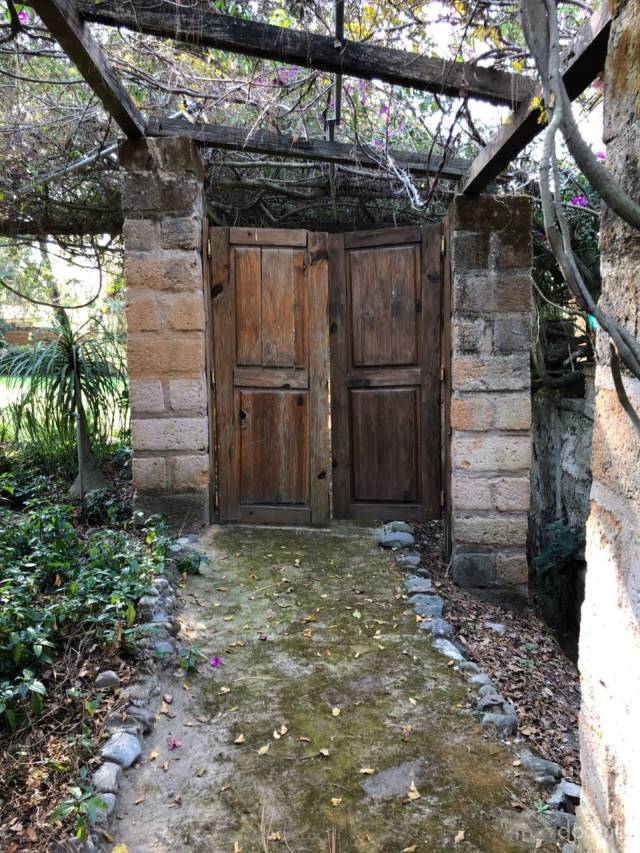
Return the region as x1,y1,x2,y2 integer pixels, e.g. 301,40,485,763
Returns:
461,3,611,194
74,0,535,106
147,116,471,180
28,0,146,139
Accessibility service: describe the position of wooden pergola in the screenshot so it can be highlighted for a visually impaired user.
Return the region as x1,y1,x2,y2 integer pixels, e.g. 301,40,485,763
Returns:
26,0,610,197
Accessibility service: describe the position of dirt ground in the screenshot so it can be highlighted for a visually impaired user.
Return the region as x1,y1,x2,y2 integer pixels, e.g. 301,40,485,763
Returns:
105,523,565,852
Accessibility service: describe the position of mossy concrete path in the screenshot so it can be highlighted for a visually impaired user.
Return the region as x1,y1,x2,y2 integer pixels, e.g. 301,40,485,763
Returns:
111,523,554,852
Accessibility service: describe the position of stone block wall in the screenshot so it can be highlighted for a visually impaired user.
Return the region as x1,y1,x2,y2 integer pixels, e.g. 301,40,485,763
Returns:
577,0,640,848
446,195,532,602
120,137,211,528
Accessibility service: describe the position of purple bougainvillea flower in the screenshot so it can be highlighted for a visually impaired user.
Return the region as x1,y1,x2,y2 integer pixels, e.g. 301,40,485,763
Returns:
18,10,28,22
166,736,182,751
379,104,389,115
209,655,222,668
570,195,589,207
596,151,606,161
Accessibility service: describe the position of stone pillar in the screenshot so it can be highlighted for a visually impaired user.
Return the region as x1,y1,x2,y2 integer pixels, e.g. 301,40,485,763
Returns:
120,137,211,528
577,1,640,848
446,195,532,603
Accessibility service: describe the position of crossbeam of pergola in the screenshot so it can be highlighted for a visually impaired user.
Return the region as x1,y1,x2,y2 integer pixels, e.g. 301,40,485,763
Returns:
28,0,146,139
148,117,470,180
72,0,533,107
23,0,611,208
461,3,611,193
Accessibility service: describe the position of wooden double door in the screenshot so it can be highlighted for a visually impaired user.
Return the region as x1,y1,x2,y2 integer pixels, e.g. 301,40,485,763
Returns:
209,225,442,524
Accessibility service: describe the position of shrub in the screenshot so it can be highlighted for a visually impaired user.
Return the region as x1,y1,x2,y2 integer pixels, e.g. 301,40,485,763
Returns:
0,499,168,731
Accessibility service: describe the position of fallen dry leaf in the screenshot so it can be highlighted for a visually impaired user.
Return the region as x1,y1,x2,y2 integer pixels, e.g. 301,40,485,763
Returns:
330,798,342,807
258,744,270,755
359,767,375,775
402,781,421,804
234,734,246,744
332,707,341,717
268,832,282,841
318,748,330,757
454,830,465,844
403,847,417,852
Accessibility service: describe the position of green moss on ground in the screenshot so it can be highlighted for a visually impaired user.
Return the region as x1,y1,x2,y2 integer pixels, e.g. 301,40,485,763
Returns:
167,524,556,851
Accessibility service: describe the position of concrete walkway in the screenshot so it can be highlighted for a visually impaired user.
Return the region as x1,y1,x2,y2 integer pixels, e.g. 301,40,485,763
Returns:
110,523,555,851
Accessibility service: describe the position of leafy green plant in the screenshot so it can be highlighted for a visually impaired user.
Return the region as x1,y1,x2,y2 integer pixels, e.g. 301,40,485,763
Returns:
178,644,204,672
49,784,108,839
0,318,128,490
0,499,169,731
533,521,583,577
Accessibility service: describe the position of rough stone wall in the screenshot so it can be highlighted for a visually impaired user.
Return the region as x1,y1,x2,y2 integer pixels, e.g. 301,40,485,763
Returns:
577,0,640,848
529,373,594,632
446,195,532,602
120,137,211,529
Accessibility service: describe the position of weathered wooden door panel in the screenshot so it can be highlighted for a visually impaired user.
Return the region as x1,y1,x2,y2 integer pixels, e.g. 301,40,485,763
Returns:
350,388,420,503
238,389,309,505
329,225,442,522
211,227,329,525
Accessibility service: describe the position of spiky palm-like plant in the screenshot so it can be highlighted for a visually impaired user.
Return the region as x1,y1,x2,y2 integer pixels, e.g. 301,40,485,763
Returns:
0,317,126,496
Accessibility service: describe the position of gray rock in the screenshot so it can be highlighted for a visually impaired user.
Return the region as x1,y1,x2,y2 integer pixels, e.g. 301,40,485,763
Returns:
378,530,415,550
484,621,507,635
456,661,481,676
542,811,575,833
361,758,424,800
94,670,120,690
519,749,562,781
396,552,421,569
105,712,143,736
469,672,493,688
153,577,170,592
432,638,465,661
534,774,560,787
143,587,160,597
153,640,176,657
384,521,414,534
167,616,181,636
54,837,98,853
478,683,497,698
404,576,433,595
92,762,122,793
125,705,155,734
420,618,453,639
93,792,116,824
477,692,506,713
100,731,141,768
481,711,517,736
559,779,581,802
413,595,444,618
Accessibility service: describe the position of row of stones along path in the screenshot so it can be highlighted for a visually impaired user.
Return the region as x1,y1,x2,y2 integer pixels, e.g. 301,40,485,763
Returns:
108,523,560,852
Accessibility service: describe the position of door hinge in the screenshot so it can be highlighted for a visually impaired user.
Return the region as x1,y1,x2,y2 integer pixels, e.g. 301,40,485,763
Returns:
207,237,212,258
440,490,445,507
440,234,445,255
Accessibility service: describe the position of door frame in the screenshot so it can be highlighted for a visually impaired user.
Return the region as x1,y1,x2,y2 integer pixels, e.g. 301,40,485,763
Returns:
328,225,443,522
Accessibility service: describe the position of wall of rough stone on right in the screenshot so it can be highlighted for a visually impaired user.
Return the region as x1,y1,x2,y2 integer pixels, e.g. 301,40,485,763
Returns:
529,371,594,637
576,0,640,849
